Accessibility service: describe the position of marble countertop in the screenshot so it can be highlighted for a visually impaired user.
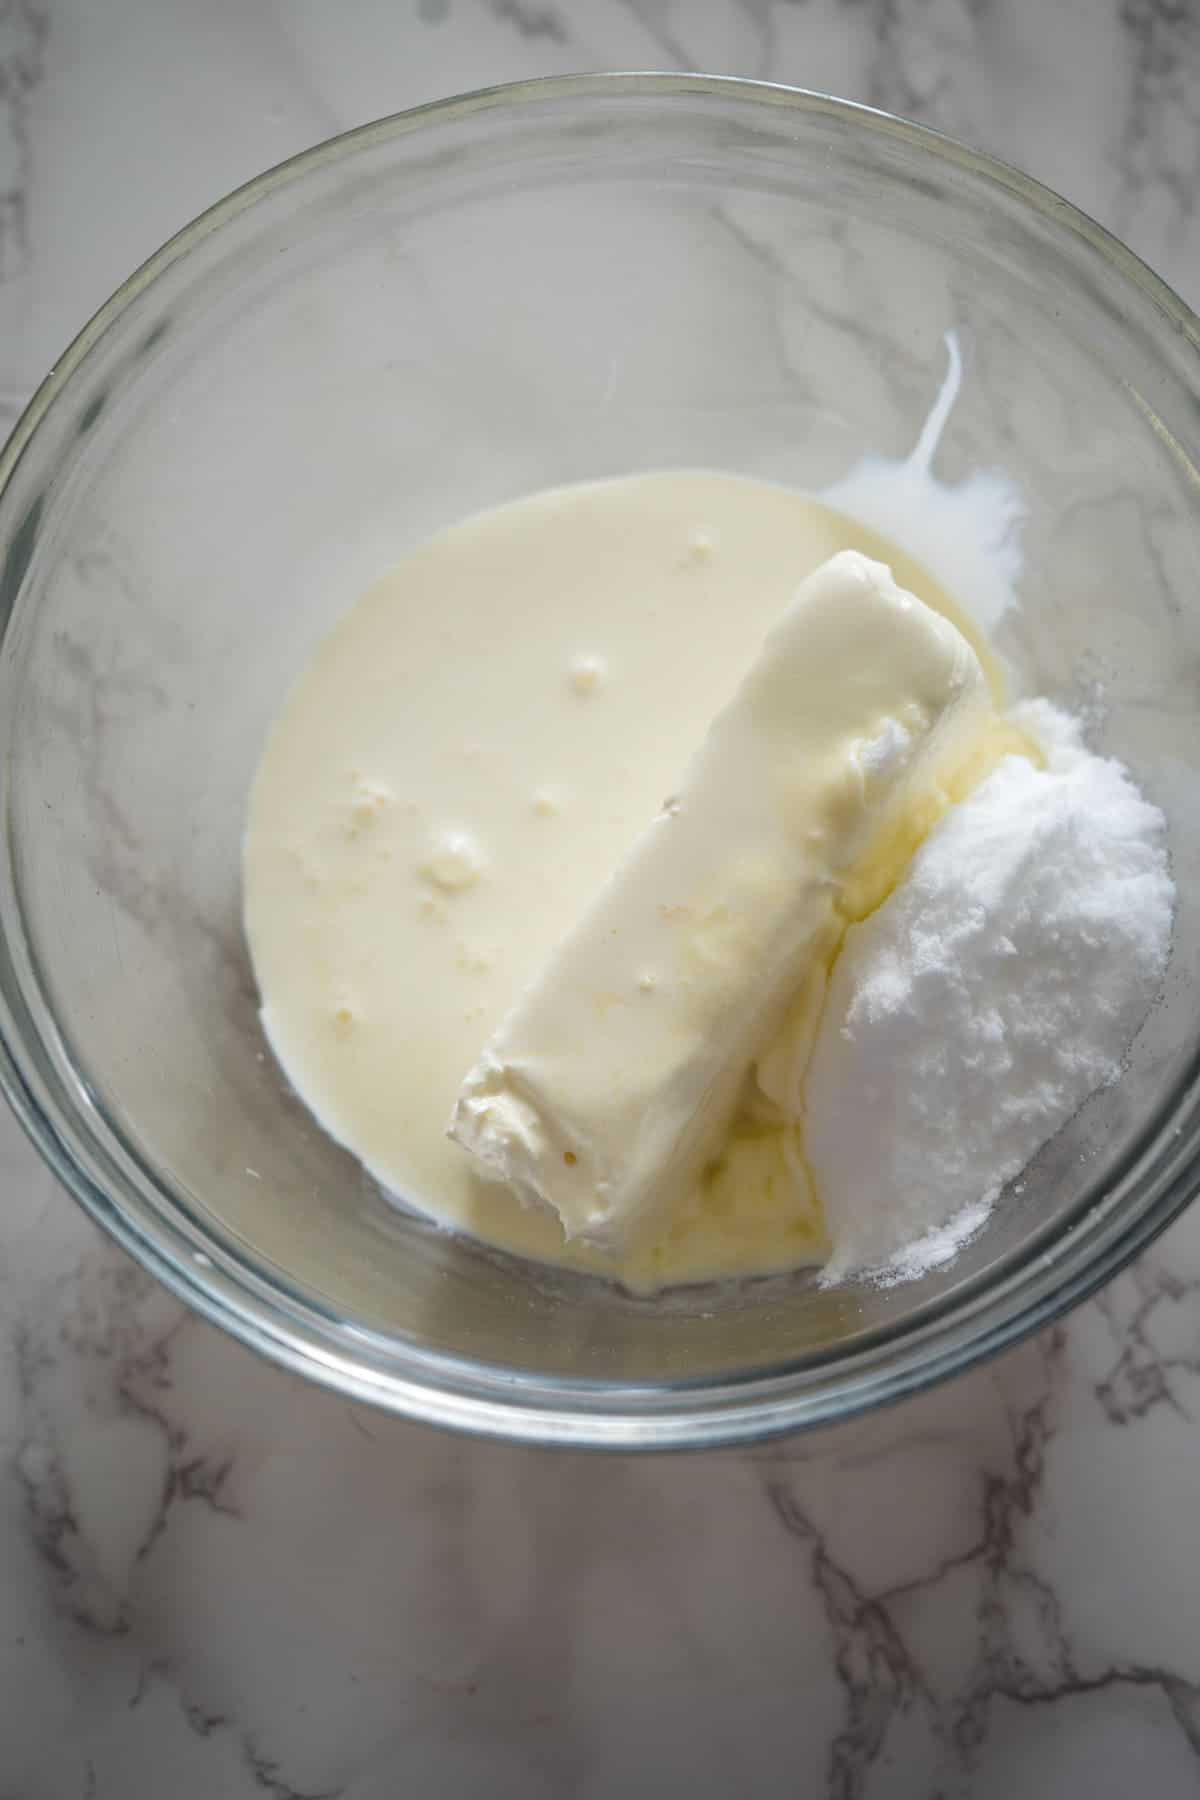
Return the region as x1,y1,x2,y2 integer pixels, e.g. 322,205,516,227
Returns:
5,3,1200,1795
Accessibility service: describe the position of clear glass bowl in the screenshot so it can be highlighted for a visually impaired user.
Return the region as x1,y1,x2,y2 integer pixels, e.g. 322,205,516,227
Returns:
2,74,1199,1448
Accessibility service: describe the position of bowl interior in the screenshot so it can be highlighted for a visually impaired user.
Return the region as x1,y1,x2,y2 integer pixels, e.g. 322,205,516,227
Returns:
3,81,1200,1425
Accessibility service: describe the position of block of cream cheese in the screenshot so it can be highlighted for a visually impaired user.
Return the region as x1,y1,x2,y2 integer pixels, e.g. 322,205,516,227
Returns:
448,551,991,1251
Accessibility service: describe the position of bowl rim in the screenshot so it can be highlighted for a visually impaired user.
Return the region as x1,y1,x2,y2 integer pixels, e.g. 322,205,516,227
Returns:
2,70,1199,1450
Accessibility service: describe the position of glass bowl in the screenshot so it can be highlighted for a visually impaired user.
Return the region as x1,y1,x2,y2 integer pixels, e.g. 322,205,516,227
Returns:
2,74,1199,1449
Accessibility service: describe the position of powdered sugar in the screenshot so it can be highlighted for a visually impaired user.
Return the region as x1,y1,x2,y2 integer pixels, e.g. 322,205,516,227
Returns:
806,699,1174,1285
822,333,1025,637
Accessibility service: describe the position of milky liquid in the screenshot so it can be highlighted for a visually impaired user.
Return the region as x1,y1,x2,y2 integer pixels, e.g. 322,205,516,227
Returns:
243,342,1027,1289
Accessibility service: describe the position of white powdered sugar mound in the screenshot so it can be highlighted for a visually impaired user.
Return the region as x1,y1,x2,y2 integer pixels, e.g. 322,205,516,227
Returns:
807,699,1174,1285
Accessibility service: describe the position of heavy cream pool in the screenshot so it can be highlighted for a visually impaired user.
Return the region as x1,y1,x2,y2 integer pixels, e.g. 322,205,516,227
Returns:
243,471,1005,1289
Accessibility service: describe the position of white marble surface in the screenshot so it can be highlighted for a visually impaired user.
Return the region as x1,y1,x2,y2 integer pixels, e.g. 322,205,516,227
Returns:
4,3,1200,1795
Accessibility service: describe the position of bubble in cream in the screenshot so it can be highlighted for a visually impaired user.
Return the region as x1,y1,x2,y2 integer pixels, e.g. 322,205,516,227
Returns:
419,830,484,892
568,655,606,696
346,775,392,835
684,527,717,564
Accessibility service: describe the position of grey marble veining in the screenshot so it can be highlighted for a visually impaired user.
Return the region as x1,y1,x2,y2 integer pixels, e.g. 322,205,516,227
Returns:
4,3,1200,1795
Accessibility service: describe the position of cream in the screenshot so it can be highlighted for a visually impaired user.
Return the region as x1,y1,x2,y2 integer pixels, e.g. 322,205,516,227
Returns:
242,471,1016,1289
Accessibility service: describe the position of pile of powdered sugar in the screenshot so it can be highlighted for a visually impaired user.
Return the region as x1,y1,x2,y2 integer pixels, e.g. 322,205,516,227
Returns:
806,698,1175,1286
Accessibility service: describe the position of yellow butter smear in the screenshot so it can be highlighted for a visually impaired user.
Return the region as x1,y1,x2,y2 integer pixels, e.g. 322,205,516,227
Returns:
623,711,1039,1294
